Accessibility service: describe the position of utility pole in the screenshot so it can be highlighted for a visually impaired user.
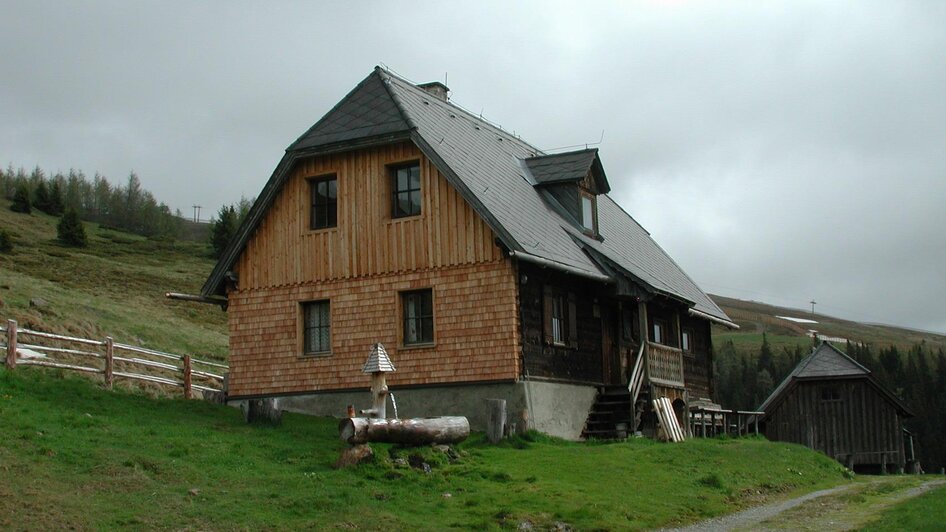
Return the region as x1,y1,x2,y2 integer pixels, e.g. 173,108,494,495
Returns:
810,300,817,316
192,205,202,223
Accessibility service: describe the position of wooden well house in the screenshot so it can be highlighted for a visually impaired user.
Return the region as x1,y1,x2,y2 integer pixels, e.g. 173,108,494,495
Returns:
759,342,915,473
201,67,738,439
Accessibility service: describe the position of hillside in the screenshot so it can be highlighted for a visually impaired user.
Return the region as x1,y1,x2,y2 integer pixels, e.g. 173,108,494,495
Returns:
0,367,852,530
0,199,227,360
710,294,946,352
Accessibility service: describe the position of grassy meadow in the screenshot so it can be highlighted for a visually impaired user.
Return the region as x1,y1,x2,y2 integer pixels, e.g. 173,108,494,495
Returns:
0,200,228,360
0,367,853,530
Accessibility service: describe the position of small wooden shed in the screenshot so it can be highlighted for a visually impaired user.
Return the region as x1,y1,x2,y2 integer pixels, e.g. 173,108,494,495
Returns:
759,342,914,473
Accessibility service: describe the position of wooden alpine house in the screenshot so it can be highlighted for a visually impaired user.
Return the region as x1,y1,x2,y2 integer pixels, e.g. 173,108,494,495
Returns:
758,342,916,473
202,67,738,440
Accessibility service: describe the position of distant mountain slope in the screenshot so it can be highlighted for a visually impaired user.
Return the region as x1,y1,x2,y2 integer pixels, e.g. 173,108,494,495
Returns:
710,294,946,352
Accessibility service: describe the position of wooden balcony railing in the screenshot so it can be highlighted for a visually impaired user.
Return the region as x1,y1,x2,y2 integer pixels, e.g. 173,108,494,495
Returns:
646,341,684,388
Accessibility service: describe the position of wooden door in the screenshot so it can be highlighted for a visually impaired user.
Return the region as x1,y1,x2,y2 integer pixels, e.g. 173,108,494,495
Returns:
601,304,623,385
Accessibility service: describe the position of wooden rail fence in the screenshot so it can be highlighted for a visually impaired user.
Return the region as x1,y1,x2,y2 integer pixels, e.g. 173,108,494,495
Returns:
689,407,764,438
2,319,227,399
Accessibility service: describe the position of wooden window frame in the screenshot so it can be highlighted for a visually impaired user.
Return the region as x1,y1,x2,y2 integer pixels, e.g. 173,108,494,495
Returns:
621,305,639,343
543,285,578,349
308,174,337,230
401,288,434,347
820,386,842,403
651,318,670,346
681,328,693,353
390,161,422,219
300,299,331,357
579,190,597,236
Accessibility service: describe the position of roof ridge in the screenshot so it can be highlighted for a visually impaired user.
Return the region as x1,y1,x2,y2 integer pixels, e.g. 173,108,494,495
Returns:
376,67,543,156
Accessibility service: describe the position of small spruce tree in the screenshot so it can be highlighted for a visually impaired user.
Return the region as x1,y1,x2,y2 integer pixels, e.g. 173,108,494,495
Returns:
33,180,51,213
48,180,65,216
57,208,87,247
0,229,13,253
210,205,237,258
10,184,31,213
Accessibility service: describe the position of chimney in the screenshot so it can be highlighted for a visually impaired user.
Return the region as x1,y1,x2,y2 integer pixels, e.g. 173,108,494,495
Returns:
418,81,449,101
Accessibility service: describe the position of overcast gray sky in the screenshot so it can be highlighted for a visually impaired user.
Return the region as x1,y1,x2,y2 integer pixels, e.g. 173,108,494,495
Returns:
3,1,944,333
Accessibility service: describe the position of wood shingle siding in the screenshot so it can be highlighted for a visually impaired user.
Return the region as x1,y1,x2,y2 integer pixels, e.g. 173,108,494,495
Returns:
235,142,502,290
228,260,519,397
226,142,518,397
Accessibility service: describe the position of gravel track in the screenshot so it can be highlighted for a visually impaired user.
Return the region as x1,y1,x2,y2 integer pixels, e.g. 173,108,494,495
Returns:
662,478,945,532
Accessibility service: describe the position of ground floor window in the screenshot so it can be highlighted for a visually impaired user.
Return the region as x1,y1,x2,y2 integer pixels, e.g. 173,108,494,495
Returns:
302,300,331,355
543,286,577,348
402,289,434,345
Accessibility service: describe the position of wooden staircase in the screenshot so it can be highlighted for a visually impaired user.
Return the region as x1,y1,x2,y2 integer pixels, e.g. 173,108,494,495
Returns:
582,386,635,439
581,343,648,440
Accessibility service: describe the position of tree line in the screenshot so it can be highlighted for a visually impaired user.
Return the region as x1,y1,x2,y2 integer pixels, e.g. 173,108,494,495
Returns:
1,165,184,239
714,334,946,472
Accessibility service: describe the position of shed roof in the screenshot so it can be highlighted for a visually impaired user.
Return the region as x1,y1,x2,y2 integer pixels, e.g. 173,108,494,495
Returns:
201,67,734,327
759,342,913,417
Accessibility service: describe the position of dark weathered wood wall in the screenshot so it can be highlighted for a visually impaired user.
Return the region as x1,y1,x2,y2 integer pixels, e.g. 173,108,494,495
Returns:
765,380,905,467
681,316,713,400
518,264,604,384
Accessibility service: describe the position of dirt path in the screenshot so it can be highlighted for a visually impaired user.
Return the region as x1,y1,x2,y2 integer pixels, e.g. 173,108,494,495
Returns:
664,477,945,532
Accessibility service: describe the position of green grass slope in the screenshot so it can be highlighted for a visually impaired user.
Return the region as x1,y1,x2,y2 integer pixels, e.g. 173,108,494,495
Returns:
0,200,227,360
0,367,852,530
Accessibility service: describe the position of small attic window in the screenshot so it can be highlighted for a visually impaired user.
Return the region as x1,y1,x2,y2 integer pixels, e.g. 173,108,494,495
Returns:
580,191,597,234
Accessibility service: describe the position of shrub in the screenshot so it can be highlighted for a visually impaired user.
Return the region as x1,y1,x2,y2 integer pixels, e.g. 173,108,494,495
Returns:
10,184,31,214
57,208,88,247
0,229,12,253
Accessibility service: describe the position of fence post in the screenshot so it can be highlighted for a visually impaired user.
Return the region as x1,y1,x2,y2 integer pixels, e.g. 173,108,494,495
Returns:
104,336,114,389
5,319,16,370
183,354,192,399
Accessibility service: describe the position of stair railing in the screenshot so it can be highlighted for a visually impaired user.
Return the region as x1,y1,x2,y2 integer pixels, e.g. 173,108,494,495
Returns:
627,342,646,405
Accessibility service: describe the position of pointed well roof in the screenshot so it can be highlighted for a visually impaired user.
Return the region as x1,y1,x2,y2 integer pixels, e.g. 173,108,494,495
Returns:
362,343,396,373
201,67,734,327
759,342,913,417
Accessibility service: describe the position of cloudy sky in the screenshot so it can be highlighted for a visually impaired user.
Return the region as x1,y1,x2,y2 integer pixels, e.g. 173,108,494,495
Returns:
3,1,944,332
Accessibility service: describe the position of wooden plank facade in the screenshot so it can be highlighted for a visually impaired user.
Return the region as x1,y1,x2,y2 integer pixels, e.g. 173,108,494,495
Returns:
227,143,520,397
765,380,906,470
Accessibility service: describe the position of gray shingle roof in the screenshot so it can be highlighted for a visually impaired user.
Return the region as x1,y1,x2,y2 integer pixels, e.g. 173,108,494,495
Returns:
525,149,609,192
289,73,411,152
202,66,734,327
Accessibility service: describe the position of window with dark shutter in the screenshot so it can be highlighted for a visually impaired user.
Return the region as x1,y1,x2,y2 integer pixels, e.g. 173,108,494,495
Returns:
543,285,578,348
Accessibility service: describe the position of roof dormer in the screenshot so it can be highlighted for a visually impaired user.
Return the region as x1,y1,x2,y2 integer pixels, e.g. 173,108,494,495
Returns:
524,148,610,237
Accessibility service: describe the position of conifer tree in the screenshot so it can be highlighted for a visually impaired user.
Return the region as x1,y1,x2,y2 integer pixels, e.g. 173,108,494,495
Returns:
57,208,87,247
210,205,237,258
10,184,31,213
33,180,51,213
